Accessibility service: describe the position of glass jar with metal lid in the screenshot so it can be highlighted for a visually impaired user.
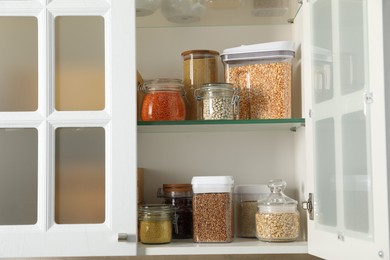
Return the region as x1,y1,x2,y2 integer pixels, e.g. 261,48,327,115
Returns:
141,78,186,121
195,83,239,120
138,204,176,244
158,184,193,239
255,179,300,242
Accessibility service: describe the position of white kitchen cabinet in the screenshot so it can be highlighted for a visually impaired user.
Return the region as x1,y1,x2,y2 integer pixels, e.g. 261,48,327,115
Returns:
0,0,389,259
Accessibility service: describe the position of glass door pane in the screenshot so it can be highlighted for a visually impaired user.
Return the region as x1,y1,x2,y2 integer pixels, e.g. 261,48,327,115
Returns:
0,128,38,225
55,127,105,224
55,16,105,111
311,0,372,239
0,17,38,111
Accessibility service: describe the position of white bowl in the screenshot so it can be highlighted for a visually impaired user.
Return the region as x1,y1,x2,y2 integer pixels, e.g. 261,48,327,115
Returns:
136,0,161,17
161,0,207,23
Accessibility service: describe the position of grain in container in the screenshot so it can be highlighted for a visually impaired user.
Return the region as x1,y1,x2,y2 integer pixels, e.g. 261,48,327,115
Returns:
141,78,186,121
255,179,300,242
158,184,193,239
191,176,234,243
182,50,219,120
138,204,176,244
221,41,295,119
234,184,268,238
194,83,239,120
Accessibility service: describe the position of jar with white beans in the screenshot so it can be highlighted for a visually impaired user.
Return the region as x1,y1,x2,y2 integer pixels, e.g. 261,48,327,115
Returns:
194,83,239,120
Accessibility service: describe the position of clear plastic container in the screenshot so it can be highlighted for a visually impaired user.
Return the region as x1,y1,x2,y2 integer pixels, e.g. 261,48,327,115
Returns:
138,204,176,244
141,78,186,121
182,50,219,120
191,176,234,243
195,83,239,120
255,179,300,242
234,184,269,238
221,41,295,119
158,184,193,239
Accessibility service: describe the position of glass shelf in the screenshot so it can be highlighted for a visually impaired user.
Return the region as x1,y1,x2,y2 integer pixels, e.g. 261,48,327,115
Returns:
136,0,303,28
138,118,305,133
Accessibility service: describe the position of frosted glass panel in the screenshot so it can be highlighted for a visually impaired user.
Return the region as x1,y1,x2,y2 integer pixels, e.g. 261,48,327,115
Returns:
312,0,333,104
0,17,38,111
55,16,105,111
342,111,371,234
315,118,337,227
339,0,365,95
0,128,38,225
55,127,105,224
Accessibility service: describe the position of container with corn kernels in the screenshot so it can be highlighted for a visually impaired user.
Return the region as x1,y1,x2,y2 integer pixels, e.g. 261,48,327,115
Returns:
221,41,295,119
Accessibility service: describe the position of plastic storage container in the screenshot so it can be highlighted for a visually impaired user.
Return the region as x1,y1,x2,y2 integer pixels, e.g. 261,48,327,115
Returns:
182,50,219,120
255,179,300,242
191,176,234,243
195,83,239,120
158,184,193,239
138,204,176,244
221,41,295,119
141,78,186,121
234,184,269,238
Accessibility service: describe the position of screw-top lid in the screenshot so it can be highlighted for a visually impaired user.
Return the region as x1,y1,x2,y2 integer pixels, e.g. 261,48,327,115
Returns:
158,184,193,198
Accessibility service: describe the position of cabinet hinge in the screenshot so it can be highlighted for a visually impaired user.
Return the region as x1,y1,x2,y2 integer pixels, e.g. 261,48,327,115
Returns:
364,92,373,104
302,193,314,220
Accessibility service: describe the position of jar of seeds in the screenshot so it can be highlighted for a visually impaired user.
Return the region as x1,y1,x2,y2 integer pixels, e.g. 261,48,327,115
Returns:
191,176,234,243
234,184,268,238
158,184,193,239
138,204,176,244
255,179,300,242
182,50,219,120
195,83,239,120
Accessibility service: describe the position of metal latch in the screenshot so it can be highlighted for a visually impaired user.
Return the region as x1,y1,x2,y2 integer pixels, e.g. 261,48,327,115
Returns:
118,233,128,242
302,193,314,220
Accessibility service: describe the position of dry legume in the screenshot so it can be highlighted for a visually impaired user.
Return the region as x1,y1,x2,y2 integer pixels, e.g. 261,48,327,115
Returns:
141,91,186,121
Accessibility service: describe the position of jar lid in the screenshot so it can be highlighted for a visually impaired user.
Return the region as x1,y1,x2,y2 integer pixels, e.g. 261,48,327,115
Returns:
221,41,295,63
234,184,269,194
181,49,220,58
138,204,175,220
191,176,234,193
158,184,193,198
143,78,184,92
259,179,297,206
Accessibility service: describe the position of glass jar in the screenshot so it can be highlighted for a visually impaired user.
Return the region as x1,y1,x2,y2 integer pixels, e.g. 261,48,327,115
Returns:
255,179,300,242
191,176,234,243
195,83,239,120
234,184,268,238
141,78,186,121
182,50,219,120
138,204,175,244
158,184,193,239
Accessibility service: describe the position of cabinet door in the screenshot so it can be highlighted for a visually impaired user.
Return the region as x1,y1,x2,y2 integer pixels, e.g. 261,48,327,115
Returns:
0,0,137,257
304,0,389,259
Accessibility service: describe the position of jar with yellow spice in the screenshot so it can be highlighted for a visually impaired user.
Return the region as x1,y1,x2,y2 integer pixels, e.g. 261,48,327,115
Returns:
182,50,219,120
138,204,176,244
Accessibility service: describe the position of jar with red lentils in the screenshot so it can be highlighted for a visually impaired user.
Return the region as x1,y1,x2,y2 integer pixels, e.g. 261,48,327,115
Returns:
141,78,186,121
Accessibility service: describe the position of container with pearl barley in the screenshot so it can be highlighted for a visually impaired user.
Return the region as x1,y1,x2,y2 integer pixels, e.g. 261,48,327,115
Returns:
234,184,268,238
221,41,295,119
255,179,300,242
195,83,239,120
191,176,234,243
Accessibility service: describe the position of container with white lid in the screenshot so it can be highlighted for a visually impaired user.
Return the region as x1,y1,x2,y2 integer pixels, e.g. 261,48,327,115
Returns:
191,176,234,243
234,184,269,238
221,41,295,120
